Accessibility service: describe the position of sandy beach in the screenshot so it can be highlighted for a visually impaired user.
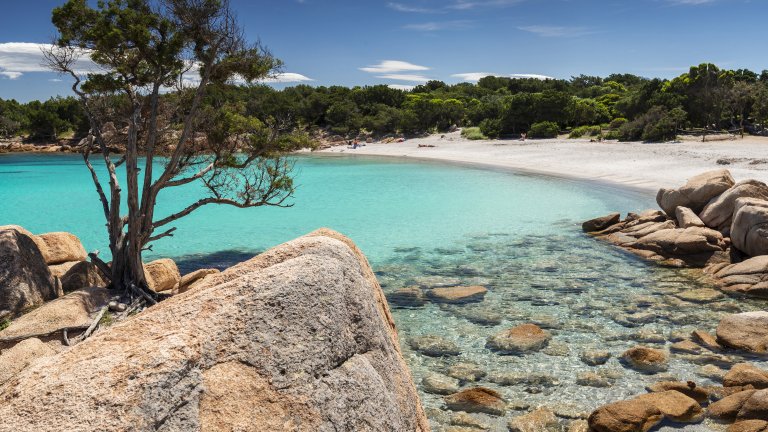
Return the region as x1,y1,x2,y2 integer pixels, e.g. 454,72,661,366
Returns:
321,131,768,194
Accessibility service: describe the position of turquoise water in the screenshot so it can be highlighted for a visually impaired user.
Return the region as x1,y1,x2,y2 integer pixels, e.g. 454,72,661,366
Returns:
1,153,764,431
0,153,646,265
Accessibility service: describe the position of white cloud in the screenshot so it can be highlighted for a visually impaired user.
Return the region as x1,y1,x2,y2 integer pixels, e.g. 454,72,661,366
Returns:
376,74,430,82
360,60,430,74
452,72,497,82
403,20,472,31
0,42,96,79
388,84,415,91
260,72,314,83
0,71,23,79
518,25,593,38
448,0,523,10
387,2,438,13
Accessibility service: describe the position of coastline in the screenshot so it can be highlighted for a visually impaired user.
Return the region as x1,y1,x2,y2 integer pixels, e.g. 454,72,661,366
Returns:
319,131,768,195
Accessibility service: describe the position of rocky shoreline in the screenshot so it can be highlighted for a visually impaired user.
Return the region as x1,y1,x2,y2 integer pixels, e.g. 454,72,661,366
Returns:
583,169,768,431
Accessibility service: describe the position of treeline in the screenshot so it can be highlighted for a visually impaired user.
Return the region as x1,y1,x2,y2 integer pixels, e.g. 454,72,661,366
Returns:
4,63,768,143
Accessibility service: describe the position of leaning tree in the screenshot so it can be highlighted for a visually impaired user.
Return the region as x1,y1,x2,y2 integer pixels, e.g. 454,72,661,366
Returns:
45,0,307,300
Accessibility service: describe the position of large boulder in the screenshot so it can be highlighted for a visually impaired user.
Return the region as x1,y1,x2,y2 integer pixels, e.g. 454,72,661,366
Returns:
35,232,87,265
732,199,768,256
675,206,705,228
0,229,430,431
0,338,56,385
0,229,57,320
739,389,768,421
700,180,768,233
630,227,726,256
61,261,107,292
656,169,735,216
635,390,703,422
716,312,768,353
144,258,181,293
0,286,110,346
724,364,768,389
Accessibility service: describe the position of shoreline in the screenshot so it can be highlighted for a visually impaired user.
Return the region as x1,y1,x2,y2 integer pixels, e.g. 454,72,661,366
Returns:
319,131,768,195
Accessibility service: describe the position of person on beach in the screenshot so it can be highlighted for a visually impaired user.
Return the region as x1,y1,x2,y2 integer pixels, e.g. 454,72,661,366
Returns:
520,132,527,141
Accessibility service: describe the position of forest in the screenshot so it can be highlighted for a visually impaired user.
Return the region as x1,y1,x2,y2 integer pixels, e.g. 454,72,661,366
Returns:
3,63,768,143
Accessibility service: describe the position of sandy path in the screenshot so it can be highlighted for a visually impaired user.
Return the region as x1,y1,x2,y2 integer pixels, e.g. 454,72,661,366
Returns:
320,131,768,194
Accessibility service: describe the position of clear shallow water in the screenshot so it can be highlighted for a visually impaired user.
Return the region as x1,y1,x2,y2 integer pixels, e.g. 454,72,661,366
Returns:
1,153,765,431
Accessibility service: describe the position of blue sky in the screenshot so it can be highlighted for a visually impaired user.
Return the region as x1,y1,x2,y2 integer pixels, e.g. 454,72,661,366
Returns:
0,0,765,101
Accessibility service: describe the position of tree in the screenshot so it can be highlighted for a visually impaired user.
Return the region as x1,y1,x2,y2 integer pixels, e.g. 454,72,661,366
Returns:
45,0,307,299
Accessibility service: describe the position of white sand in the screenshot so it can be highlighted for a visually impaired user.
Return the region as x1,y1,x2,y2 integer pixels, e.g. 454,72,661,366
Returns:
321,131,768,194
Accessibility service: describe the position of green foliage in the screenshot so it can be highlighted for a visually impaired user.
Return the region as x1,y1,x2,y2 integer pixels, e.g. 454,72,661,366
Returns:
0,319,9,331
479,118,502,139
6,60,768,142
609,117,628,129
461,127,487,140
618,106,682,142
569,125,602,138
528,121,560,139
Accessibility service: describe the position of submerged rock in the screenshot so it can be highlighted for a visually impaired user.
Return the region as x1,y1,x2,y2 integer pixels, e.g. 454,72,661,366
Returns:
387,286,426,307
0,229,430,431
507,407,560,432
486,323,551,354
421,373,460,395
620,346,669,373
443,387,506,416
0,228,57,320
580,350,612,366
408,334,461,357
427,285,488,303
446,362,487,383
645,381,710,403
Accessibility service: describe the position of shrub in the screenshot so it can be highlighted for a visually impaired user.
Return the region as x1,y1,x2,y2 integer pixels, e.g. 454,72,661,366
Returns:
617,107,676,142
479,118,502,139
461,127,488,140
603,130,621,140
609,117,628,129
569,125,602,138
528,121,560,138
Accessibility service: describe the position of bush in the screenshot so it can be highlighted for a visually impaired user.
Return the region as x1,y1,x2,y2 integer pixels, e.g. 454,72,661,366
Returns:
603,130,621,140
617,107,676,142
569,125,602,138
479,118,502,139
461,127,488,140
609,117,627,129
528,121,560,138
